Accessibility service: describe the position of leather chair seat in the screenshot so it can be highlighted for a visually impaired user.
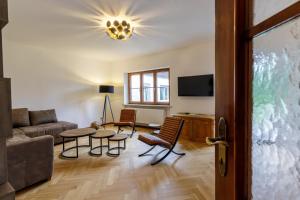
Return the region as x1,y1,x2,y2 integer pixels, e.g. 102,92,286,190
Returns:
114,122,134,127
138,133,172,149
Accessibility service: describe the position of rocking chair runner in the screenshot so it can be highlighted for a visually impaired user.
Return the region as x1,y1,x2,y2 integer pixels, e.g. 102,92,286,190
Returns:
138,117,185,165
114,109,136,138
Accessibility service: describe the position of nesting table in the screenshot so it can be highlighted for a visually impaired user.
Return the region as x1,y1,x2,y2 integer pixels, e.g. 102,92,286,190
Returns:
90,130,128,157
59,128,128,159
107,134,128,157
59,128,96,159
89,130,116,156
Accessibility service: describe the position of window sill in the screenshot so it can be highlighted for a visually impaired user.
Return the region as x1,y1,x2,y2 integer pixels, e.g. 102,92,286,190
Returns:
124,104,171,109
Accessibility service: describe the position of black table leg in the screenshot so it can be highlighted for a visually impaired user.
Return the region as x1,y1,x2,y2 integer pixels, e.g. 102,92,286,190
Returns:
89,137,110,156
90,136,93,151
100,138,103,155
60,136,91,159
107,139,127,157
76,138,79,158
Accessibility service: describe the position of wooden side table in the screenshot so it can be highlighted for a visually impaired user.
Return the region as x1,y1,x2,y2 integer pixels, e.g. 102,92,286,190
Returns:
89,130,116,156
59,128,96,159
107,134,128,157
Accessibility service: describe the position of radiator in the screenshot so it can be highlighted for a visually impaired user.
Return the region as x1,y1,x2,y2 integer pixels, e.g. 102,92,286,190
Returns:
134,108,165,124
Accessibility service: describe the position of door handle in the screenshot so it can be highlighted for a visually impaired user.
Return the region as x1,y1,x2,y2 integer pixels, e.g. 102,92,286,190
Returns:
206,137,229,147
206,117,229,177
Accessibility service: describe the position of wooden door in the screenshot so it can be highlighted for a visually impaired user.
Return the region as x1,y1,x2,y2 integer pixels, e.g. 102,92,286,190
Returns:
214,0,250,199
215,0,300,199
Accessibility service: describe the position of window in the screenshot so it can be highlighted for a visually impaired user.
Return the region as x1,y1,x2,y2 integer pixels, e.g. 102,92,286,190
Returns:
130,74,141,102
156,71,169,103
143,73,154,102
128,68,170,105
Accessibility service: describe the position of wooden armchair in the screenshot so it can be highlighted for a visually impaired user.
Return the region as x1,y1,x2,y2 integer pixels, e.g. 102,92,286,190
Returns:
138,117,185,165
114,109,136,138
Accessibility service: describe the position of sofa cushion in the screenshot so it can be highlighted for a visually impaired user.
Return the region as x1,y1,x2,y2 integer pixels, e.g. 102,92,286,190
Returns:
12,108,30,128
6,134,30,145
35,123,64,138
29,109,57,125
57,121,78,131
7,131,31,146
12,128,27,137
19,126,46,138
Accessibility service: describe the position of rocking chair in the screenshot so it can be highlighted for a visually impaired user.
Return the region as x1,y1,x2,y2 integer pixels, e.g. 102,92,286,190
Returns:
138,117,185,165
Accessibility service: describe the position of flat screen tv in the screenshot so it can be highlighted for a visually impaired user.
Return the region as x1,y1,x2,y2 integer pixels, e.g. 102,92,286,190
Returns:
178,74,214,96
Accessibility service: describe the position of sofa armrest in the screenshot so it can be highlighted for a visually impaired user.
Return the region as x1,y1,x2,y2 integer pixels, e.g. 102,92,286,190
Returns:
7,135,54,163
7,135,54,191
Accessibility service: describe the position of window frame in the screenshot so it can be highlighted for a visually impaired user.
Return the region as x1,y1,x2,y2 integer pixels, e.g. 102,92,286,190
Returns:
128,68,170,105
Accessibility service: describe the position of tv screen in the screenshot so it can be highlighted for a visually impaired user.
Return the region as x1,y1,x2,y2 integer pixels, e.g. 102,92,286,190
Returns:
178,74,214,96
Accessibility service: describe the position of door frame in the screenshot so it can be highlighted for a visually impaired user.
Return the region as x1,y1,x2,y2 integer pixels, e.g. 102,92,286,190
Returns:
215,1,300,199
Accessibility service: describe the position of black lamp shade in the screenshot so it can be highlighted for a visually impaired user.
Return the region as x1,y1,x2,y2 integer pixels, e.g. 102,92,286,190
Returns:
99,85,114,94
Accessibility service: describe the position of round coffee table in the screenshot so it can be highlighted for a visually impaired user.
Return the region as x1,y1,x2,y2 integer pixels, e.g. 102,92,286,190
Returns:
107,134,128,157
89,130,116,156
60,128,96,159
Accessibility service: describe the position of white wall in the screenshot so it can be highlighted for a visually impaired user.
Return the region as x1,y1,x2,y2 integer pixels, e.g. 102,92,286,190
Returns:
3,38,215,127
111,39,215,124
3,40,112,128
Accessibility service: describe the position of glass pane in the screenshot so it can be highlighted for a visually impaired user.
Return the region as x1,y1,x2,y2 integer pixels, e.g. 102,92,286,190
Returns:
254,0,298,25
130,74,140,89
143,88,154,102
130,74,140,102
157,71,170,103
130,88,140,102
143,73,154,102
252,18,300,199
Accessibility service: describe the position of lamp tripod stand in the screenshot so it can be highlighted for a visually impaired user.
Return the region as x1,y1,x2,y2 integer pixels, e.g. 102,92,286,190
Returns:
101,94,114,125
99,85,115,125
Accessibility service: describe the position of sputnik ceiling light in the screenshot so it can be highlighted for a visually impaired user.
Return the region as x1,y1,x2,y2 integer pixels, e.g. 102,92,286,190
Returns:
106,18,134,41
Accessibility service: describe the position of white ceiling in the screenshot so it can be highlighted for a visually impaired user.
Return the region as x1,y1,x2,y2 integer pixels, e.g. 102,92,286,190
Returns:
3,0,214,61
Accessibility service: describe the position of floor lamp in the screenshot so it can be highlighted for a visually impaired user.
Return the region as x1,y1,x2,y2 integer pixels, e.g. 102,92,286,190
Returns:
99,85,115,125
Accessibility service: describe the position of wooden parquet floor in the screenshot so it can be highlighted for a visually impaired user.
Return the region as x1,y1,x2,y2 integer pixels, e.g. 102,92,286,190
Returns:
16,128,215,200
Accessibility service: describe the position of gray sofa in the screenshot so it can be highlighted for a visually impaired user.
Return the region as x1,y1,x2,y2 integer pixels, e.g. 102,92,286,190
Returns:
11,108,78,144
6,108,78,191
